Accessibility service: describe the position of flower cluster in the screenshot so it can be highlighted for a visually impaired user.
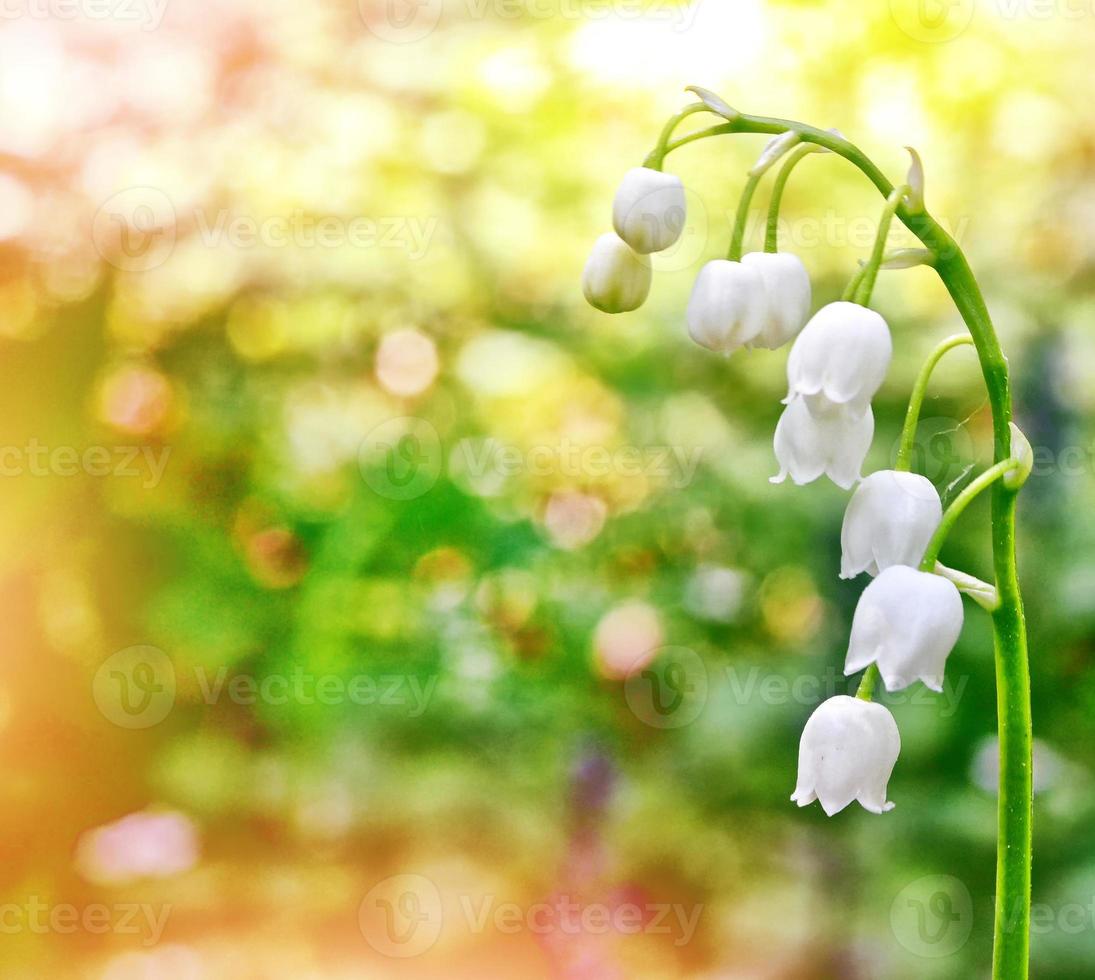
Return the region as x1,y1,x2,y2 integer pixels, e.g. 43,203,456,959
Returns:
584,144,976,818
582,167,686,313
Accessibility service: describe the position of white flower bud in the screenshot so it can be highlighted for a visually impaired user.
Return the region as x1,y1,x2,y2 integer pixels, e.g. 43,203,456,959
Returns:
845,565,964,692
741,251,812,349
791,695,900,816
840,470,942,579
612,167,686,254
582,232,652,314
771,396,874,490
1004,422,1033,490
685,259,764,354
786,301,892,416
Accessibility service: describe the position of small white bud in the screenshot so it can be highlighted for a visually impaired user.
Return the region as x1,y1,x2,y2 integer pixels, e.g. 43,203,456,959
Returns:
1004,422,1033,490
791,695,901,816
582,232,652,314
612,167,687,254
684,86,739,121
840,470,942,579
685,259,765,354
904,146,925,212
740,251,812,349
771,396,874,490
749,131,800,176
786,301,893,417
845,565,965,692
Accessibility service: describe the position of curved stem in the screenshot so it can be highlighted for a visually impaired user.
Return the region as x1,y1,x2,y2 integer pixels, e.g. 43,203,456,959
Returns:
895,334,975,471
919,458,1015,570
854,186,907,306
841,262,867,302
661,105,1030,978
644,103,710,170
728,171,764,262
765,143,816,252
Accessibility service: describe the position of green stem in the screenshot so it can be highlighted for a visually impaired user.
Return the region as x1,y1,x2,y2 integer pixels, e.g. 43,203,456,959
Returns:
644,103,709,170
728,171,764,262
895,334,975,471
765,143,816,252
662,107,1030,978
841,262,868,302
854,186,907,306
919,458,1015,570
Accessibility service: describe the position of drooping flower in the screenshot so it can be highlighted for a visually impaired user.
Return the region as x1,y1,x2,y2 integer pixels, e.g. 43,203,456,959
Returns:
845,565,964,692
786,301,892,416
791,695,901,816
582,232,652,314
686,259,764,354
840,470,942,578
741,251,812,349
771,395,874,490
612,166,686,254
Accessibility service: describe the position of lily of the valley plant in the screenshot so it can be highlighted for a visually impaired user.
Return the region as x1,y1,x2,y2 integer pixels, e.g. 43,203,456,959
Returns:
583,88,1034,979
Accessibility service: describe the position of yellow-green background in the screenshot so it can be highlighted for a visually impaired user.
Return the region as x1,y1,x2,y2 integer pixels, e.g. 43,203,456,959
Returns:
2,0,1094,975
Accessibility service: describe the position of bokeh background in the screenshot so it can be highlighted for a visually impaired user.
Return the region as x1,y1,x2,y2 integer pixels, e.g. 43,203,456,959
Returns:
3,0,1095,976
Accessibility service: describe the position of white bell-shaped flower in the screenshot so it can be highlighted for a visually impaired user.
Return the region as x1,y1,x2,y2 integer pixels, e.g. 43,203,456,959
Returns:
582,232,652,314
840,470,943,579
771,396,874,490
686,259,764,354
791,695,900,816
612,167,686,254
845,565,964,692
786,301,892,416
741,251,811,349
